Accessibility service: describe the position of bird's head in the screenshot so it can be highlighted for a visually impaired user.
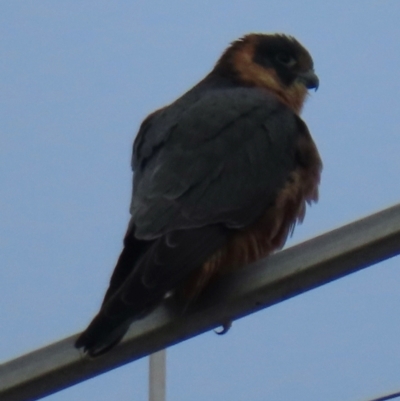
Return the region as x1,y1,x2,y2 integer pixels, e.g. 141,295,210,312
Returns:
214,33,318,114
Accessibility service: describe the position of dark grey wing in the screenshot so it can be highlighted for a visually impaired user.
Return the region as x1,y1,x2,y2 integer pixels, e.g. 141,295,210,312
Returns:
75,86,303,356
131,87,300,240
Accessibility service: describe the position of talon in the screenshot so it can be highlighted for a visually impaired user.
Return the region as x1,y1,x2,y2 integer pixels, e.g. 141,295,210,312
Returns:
214,321,232,335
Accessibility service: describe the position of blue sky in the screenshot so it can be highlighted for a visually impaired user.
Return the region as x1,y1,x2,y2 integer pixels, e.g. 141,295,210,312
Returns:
2,1,400,400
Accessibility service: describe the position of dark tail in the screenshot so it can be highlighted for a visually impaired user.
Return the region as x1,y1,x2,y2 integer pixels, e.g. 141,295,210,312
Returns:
75,225,228,357
75,228,156,357
74,279,164,356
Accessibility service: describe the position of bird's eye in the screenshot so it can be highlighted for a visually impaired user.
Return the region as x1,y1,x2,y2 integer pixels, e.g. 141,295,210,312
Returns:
276,53,297,67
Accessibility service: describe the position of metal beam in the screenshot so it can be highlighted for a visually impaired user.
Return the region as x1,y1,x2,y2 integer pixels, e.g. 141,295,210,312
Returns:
149,350,166,401
2,203,400,401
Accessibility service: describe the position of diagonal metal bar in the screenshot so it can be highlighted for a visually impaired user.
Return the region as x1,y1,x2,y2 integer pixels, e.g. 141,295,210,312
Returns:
2,203,400,401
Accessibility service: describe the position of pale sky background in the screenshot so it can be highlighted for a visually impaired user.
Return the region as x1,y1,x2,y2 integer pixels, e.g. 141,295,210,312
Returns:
2,1,400,400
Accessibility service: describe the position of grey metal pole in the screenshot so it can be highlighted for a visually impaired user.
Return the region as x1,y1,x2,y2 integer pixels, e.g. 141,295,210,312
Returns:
149,350,166,401
2,203,400,401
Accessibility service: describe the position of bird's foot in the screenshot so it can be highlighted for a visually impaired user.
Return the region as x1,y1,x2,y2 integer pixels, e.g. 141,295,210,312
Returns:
214,320,232,335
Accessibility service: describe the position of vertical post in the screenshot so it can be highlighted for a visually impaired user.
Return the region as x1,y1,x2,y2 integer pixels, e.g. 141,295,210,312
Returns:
149,350,166,401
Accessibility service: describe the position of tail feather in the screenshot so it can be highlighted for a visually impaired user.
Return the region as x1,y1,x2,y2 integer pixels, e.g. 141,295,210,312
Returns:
75,315,131,357
75,269,165,357
75,225,228,356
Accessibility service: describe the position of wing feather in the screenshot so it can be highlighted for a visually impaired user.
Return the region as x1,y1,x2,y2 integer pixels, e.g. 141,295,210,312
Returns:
75,84,307,356
132,87,300,239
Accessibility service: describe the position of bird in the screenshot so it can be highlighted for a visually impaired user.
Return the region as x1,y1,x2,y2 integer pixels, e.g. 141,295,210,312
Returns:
75,33,322,357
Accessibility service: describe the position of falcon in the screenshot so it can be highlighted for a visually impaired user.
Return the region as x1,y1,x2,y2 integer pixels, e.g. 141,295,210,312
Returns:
75,33,322,356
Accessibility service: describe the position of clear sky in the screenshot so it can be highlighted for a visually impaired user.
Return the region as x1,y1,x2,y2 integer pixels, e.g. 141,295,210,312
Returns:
2,1,400,400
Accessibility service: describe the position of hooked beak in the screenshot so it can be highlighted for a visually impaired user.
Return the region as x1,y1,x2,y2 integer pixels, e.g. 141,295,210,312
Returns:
297,70,319,91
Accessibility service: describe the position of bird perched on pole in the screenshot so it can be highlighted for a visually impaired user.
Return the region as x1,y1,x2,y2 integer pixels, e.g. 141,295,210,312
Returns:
75,33,322,357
